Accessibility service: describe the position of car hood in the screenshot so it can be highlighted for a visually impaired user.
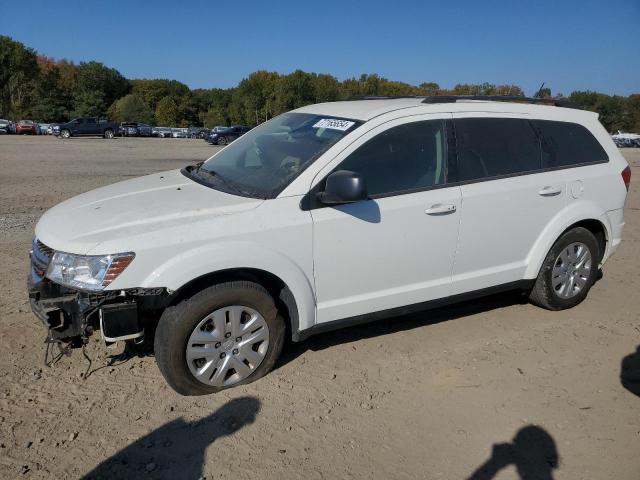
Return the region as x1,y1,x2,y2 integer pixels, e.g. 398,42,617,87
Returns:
35,169,263,254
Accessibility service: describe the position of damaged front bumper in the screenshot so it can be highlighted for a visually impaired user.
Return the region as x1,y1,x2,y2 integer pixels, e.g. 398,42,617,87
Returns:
28,238,168,347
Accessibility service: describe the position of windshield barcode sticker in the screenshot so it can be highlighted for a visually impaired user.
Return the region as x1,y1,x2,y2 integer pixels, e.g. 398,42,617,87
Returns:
312,118,355,131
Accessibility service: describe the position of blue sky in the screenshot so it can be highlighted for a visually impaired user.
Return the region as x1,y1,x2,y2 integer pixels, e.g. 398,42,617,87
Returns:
2,0,638,96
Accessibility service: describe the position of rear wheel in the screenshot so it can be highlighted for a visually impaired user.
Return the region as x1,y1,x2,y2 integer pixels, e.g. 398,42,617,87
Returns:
154,281,285,395
104,129,114,139
529,227,600,310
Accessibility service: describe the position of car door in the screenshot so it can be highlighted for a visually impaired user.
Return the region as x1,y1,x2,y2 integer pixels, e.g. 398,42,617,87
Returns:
82,117,98,135
70,118,84,135
450,114,567,295
310,115,462,324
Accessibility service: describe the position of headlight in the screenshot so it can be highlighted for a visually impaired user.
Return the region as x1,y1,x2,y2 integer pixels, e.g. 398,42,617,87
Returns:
46,251,135,291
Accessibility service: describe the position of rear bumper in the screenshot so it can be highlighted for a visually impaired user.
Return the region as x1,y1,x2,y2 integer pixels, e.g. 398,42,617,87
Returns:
604,209,625,262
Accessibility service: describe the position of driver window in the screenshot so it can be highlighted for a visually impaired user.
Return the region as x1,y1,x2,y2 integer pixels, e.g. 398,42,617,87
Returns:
336,120,446,197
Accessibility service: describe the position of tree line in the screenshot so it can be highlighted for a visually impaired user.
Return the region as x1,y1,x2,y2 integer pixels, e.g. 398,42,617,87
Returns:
1,35,638,133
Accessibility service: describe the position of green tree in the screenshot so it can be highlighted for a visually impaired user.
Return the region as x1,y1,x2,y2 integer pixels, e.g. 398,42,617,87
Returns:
131,79,190,111
108,94,154,123
0,35,39,118
203,106,228,128
155,96,179,125
30,58,68,121
178,93,201,126
72,61,129,117
419,82,440,96
535,87,552,98
274,70,315,113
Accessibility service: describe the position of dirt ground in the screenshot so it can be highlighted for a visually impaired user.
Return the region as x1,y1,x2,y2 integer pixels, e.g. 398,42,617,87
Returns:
0,135,639,480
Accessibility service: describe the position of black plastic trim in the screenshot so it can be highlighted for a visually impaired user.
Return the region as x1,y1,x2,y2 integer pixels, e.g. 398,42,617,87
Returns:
294,280,534,341
421,95,581,109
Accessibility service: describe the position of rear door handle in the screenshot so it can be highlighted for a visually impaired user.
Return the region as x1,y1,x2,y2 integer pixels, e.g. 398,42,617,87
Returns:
425,203,457,215
538,186,562,196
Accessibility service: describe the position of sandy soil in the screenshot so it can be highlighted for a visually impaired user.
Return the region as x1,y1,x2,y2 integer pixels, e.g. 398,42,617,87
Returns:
1,135,639,480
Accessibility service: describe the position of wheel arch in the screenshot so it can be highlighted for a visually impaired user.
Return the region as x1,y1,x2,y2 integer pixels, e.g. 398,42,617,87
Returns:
525,202,612,279
129,241,316,341
167,267,302,341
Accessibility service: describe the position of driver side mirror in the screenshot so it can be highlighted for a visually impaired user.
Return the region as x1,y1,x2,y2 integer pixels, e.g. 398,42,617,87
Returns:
317,170,368,205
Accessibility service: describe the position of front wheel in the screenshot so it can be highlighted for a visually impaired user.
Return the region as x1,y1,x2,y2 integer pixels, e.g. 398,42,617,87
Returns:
217,136,227,145
529,227,600,310
103,129,114,139
60,129,71,139
154,281,285,395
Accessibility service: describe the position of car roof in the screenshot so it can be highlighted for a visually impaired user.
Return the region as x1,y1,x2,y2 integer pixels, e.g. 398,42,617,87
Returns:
294,98,423,121
293,97,599,122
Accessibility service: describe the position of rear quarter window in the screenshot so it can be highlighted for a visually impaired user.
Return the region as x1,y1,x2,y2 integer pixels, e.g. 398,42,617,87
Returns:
533,120,608,168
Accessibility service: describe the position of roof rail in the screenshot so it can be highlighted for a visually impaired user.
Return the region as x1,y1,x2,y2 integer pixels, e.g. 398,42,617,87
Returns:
421,95,580,109
347,95,426,100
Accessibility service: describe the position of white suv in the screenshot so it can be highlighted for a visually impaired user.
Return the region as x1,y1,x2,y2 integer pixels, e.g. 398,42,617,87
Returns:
29,96,631,395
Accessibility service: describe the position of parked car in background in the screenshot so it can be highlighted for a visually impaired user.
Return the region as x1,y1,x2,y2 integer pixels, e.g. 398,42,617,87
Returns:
612,131,640,148
137,123,152,137
54,117,119,139
38,123,51,135
0,119,14,134
206,125,251,145
16,120,37,135
188,127,209,139
153,127,173,138
121,123,153,137
203,126,227,142
47,124,58,135
121,122,139,137
171,128,188,138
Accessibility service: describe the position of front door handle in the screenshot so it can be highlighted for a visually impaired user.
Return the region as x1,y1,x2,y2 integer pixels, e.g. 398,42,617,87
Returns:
425,203,457,215
538,186,562,197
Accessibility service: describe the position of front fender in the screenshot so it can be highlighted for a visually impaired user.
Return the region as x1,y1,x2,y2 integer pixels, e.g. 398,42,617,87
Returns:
135,241,317,333
524,201,611,279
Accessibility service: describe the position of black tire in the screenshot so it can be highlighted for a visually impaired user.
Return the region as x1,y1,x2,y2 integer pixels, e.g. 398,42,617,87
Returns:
103,129,114,139
529,227,600,310
60,129,70,139
217,136,227,145
154,281,285,396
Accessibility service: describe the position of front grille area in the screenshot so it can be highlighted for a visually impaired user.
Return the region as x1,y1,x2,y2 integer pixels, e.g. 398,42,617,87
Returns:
31,238,53,277
36,239,53,257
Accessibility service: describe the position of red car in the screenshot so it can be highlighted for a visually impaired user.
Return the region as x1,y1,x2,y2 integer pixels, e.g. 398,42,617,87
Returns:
16,120,37,135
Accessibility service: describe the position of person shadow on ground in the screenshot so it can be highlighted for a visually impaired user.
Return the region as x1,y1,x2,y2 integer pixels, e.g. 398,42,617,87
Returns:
81,396,261,480
467,426,559,480
621,345,640,397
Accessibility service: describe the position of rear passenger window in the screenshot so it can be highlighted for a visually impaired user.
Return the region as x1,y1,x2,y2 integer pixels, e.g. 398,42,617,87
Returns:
455,118,541,181
337,120,446,196
533,120,608,168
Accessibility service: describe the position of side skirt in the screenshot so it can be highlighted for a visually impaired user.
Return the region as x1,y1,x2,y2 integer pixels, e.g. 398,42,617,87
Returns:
293,280,535,342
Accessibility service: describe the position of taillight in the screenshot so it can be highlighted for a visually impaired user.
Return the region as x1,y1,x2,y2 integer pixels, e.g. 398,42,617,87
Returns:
622,166,631,191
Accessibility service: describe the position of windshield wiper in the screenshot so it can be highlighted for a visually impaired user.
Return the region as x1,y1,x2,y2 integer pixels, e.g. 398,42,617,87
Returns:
196,167,248,197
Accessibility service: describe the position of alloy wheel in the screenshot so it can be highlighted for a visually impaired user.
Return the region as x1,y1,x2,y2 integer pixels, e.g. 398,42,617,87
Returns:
551,242,592,299
186,305,270,387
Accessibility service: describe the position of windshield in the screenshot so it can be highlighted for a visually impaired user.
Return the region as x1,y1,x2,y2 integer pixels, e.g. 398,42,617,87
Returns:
187,113,361,199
